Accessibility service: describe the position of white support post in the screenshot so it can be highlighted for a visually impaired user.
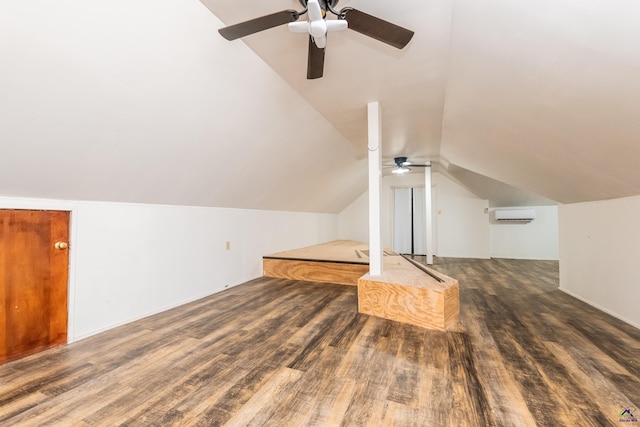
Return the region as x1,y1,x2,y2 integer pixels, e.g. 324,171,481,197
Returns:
367,102,383,276
425,162,434,265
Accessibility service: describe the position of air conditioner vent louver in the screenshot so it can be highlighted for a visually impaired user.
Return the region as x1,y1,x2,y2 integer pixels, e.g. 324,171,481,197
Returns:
494,209,536,222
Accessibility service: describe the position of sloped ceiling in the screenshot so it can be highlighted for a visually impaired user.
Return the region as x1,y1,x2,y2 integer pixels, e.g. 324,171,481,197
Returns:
440,0,640,203
201,0,451,163
438,165,556,208
202,0,640,206
0,0,366,213
2,0,640,213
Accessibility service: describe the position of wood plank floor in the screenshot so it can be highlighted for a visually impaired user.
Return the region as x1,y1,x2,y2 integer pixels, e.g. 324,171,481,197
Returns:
1,257,639,426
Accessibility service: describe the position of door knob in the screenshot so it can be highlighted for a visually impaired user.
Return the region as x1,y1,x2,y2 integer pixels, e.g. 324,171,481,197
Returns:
55,242,69,250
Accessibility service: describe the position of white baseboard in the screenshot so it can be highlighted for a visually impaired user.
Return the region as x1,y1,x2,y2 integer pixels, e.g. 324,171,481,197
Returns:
559,287,640,330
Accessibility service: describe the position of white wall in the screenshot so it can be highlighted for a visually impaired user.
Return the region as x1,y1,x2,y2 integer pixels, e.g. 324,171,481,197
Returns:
338,191,369,244
559,196,640,328
490,205,559,260
338,172,490,258
0,196,338,341
434,173,490,258
339,173,426,248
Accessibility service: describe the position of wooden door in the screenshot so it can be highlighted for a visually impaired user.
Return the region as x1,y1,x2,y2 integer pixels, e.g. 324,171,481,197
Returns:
0,209,70,364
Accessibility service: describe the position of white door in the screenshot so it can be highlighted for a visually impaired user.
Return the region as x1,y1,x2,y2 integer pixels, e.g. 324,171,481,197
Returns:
393,188,412,253
413,188,426,255
392,187,427,255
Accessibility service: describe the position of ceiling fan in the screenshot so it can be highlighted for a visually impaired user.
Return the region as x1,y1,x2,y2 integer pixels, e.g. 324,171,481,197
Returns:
218,0,414,79
386,157,431,175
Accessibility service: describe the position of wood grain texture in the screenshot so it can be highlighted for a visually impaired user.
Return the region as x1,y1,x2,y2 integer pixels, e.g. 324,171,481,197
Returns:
263,240,370,285
358,252,459,330
0,258,639,426
0,209,69,364
263,258,367,286
265,242,460,329
358,275,459,330
265,240,370,264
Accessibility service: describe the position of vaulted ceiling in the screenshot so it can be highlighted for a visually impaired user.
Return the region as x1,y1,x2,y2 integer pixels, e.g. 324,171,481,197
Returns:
1,0,640,212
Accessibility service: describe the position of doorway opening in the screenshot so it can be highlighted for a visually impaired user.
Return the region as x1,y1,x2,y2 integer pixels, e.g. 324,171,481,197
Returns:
392,187,426,255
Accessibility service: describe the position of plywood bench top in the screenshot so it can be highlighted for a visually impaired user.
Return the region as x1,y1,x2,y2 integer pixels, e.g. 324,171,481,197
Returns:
265,240,456,291
363,253,457,292
264,240,372,265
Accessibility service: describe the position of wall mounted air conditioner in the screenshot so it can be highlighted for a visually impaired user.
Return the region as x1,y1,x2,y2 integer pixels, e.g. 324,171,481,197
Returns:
494,209,536,222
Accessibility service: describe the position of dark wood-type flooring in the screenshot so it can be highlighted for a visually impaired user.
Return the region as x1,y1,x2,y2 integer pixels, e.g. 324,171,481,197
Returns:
1,258,639,426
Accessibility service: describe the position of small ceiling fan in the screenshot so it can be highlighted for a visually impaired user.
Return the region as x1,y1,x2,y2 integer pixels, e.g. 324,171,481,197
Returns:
218,0,414,79
385,157,431,175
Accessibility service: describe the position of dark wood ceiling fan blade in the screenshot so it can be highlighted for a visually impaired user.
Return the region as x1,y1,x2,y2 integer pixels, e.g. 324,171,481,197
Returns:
307,36,325,79
342,9,414,49
219,10,299,40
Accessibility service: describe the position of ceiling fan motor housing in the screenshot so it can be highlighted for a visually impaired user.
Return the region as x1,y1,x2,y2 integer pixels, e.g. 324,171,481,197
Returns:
298,0,340,10
289,0,347,49
219,0,413,79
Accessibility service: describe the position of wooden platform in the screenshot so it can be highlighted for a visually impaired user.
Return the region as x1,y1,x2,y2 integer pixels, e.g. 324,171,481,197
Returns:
263,241,370,286
263,240,459,330
358,257,459,330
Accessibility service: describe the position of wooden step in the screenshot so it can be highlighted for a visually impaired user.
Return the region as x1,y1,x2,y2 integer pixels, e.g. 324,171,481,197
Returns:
358,255,459,331
263,257,368,286
263,240,459,330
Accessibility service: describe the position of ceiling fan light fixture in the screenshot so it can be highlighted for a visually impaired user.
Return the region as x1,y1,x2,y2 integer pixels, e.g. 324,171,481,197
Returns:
392,165,410,175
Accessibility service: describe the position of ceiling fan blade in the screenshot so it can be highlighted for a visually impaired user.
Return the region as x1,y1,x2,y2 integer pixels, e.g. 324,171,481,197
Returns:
307,35,325,79
219,10,299,41
342,9,414,49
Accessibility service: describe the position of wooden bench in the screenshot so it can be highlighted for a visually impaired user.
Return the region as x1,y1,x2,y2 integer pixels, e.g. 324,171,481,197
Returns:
263,240,459,331
358,255,459,331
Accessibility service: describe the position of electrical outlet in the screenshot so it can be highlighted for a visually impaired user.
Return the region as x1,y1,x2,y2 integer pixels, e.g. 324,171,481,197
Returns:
225,241,230,250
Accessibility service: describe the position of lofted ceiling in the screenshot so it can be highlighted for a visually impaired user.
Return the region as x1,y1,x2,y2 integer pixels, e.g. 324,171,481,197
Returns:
1,0,640,213
0,0,366,213
201,0,451,162
202,0,640,205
